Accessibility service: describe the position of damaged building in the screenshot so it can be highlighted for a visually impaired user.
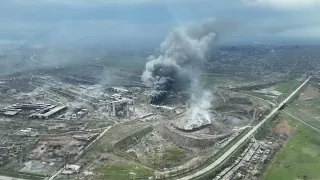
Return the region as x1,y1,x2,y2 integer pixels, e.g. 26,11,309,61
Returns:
1,103,67,120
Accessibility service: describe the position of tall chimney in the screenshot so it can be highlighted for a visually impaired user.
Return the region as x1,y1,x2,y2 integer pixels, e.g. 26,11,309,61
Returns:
112,102,116,117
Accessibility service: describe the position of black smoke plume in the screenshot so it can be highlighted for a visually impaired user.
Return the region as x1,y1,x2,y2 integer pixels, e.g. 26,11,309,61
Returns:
142,18,219,104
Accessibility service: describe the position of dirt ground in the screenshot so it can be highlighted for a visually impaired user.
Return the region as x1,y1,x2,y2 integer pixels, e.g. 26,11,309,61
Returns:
298,85,319,100
273,120,291,135
0,175,28,180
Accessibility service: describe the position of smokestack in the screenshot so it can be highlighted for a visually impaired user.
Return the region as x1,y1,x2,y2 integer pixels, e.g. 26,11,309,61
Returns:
142,18,219,104
132,97,135,112
126,103,130,118
112,102,116,117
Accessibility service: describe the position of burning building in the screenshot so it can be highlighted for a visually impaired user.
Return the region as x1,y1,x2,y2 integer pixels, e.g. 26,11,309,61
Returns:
142,18,220,104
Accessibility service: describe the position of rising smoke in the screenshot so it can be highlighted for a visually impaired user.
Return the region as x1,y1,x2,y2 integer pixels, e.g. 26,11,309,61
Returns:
184,78,215,130
142,18,220,104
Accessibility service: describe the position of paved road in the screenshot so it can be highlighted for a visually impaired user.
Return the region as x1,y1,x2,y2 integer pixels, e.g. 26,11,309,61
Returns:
178,76,312,180
218,92,226,103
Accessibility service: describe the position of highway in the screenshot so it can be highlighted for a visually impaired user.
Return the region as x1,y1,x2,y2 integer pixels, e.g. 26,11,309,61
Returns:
178,76,312,180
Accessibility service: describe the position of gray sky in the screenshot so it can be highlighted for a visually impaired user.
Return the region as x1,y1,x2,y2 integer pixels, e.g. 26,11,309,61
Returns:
1,0,320,45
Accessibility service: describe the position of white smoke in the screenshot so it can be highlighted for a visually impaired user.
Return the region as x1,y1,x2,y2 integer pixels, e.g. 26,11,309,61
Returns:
67,101,87,108
185,79,215,130
66,101,88,113
142,18,220,104
141,18,222,128
142,18,218,84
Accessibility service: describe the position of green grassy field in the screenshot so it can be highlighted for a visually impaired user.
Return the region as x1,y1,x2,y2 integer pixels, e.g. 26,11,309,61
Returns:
244,91,276,102
270,79,301,102
279,112,299,127
162,147,187,163
275,79,301,94
265,119,320,180
0,159,45,180
293,96,320,117
84,122,151,154
95,163,154,180
285,106,320,130
201,74,257,87
152,147,188,169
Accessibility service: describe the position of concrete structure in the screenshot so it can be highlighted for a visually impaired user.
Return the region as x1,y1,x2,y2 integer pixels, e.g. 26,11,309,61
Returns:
76,109,88,119
61,164,81,175
109,87,129,93
151,104,176,114
214,140,271,180
30,106,67,119
3,110,21,116
1,103,59,118
108,99,134,118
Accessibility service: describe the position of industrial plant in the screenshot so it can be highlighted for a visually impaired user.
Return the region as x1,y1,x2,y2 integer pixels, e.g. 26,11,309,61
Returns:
0,4,320,180
0,60,309,180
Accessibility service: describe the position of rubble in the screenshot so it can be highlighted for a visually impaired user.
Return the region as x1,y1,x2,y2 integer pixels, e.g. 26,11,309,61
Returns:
214,139,273,180
61,164,82,175
0,64,272,180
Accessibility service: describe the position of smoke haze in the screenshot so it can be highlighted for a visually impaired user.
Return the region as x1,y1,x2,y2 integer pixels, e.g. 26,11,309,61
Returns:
142,18,219,104
185,78,214,130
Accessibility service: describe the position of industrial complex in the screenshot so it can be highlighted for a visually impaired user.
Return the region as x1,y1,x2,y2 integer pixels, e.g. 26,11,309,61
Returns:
1,9,320,179
0,59,314,180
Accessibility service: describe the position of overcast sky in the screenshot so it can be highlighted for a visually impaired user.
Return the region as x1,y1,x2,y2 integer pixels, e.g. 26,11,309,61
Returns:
1,0,320,45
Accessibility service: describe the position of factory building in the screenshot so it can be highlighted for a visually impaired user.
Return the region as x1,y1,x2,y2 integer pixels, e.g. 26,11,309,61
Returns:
0,103,66,119
108,87,130,94
108,99,131,117
151,104,176,114
29,106,67,119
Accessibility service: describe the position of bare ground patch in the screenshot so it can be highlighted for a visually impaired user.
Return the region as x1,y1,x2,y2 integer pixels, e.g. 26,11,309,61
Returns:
273,120,291,135
301,147,318,157
298,85,319,101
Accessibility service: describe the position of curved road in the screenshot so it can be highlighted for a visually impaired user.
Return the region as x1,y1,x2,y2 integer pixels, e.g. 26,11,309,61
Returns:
178,76,312,180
